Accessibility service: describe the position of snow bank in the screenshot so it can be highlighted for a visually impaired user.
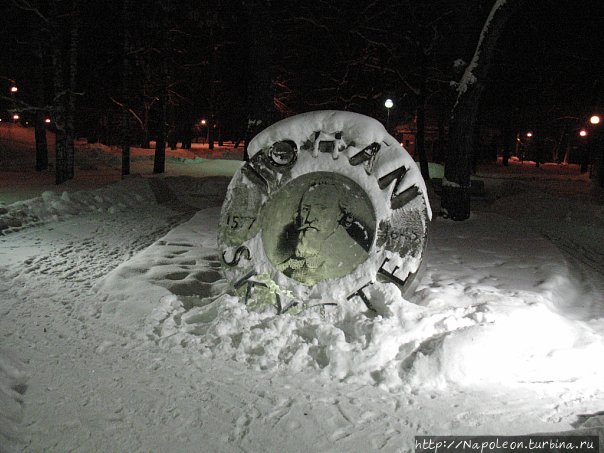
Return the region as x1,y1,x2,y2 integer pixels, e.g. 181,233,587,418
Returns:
96,207,604,392
91,207,229,328
404,298,604,388
4,124,603,449
144,281,604,391
0,176,156,234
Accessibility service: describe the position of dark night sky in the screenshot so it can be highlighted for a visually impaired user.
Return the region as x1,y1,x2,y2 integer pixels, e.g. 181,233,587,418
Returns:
485,0,603,129
1,0,602,140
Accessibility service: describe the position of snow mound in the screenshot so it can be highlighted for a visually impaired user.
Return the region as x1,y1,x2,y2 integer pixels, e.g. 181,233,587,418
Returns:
74,143,121,169
0,176,156,235
143,283,604,391
95,208,604,392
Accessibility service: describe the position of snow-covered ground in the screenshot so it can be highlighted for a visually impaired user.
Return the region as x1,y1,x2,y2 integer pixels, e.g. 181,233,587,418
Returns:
1,124,603,452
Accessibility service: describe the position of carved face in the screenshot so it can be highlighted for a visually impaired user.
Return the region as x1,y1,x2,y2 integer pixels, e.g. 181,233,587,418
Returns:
297,184,341,236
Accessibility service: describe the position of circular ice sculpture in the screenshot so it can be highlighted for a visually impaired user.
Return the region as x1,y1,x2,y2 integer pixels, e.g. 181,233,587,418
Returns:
218,111,431,312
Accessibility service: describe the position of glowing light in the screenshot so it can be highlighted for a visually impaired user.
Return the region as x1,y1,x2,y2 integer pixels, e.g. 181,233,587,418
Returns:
10,86,18,93
384,99,393,109
45,118,51,124
579,129,587,137
526,132,533,138
590,115,601,125
12,114,19,120
200,119,207,125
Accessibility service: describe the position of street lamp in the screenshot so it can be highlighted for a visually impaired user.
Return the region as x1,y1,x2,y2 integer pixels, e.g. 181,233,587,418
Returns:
200,119,209,144
384,98,393,130
590,115,600,125
526,131,533,138
579,129,588,137
10,86,18,93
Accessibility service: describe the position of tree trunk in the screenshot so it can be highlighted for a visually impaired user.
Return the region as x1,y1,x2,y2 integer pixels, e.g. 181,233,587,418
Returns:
141,134,151,149
121,0,131,177
416,106,429,179
442,86,481,220
55,119,68,185
34,112,48,172
587,128,603,186
153,89,167,174
596,149,604,188
442,0,521,220
553,128,565,163
65,0,80,181
153,5,168,174
141,108,151,148
121,111,131,177
121,143,131,176
33,30,49,172
52,35,69,185
243,0,274,161
472,116,481,173
434,111,445,163
416,53,430,181
218,126,224,146
502,114,512,166
562,130,571,164
34,48,48,173
208,116,215,150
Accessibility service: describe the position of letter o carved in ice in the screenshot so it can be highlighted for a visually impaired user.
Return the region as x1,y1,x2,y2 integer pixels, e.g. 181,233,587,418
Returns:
218,111,431,312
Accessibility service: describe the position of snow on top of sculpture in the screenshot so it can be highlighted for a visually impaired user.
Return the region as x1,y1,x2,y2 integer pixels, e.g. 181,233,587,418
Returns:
219,110,431,311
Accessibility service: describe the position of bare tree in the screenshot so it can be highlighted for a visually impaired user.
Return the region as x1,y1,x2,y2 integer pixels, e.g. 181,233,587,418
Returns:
45,0,81,185
3,2,53,172
242,0,276,161
441,0,522,220
64,0,80,181
120,0,132,176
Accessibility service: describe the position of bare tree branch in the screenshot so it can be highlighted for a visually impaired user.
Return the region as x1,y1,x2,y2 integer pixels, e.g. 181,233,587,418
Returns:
10,0,50,24
110,96,145,131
